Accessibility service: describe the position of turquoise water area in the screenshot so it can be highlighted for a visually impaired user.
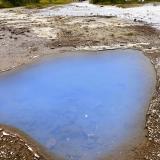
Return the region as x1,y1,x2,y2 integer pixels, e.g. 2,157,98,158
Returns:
0,49,156,160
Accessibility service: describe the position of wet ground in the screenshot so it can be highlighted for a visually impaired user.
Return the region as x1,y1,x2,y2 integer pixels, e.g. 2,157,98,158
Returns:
0,124,58,160
0,2,160,160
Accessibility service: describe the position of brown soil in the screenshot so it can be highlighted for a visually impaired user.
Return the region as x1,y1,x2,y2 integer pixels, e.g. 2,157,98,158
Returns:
0,124,63,160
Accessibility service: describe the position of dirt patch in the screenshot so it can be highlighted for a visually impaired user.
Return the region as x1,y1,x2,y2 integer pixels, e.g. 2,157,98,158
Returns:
0,124,62,160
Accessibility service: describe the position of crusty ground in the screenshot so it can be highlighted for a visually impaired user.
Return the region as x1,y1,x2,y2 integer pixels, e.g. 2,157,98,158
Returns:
0,124,61,160
0,6,160,160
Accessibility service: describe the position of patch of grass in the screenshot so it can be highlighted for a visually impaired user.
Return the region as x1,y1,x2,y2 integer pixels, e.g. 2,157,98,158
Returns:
90,0,160,5
0,0,72,8
125,32,134,36
90,0,126,4
25,0,72,8
0,0,13,8
116,3,142,8
40,0,72,5
25,3,49,8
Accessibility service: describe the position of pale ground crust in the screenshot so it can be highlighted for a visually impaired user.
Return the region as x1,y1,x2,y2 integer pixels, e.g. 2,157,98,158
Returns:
1,4,160,160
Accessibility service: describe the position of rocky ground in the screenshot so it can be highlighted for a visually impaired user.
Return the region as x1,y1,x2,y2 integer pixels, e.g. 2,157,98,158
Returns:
0,125,61,160
1,1,160,160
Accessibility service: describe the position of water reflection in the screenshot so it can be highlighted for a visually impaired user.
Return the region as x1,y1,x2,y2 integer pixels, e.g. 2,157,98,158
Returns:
0,50,156,160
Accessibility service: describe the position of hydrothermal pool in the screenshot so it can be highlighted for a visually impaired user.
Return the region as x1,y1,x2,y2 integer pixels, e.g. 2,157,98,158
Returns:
0,49,156,160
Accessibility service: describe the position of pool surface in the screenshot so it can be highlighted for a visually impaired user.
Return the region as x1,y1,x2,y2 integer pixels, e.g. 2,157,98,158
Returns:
0,49,156,160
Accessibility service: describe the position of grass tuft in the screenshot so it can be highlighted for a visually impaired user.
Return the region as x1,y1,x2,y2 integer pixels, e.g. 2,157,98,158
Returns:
90,0,160,5
116,3,142,8
0,0,13,8
0,0,72,8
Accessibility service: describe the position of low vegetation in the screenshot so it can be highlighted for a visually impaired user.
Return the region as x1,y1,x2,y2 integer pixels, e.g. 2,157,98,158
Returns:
0,0,72,8
90,0,160,5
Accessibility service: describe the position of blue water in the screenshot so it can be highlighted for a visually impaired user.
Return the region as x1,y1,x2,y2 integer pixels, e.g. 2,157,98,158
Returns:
0,49,156,160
